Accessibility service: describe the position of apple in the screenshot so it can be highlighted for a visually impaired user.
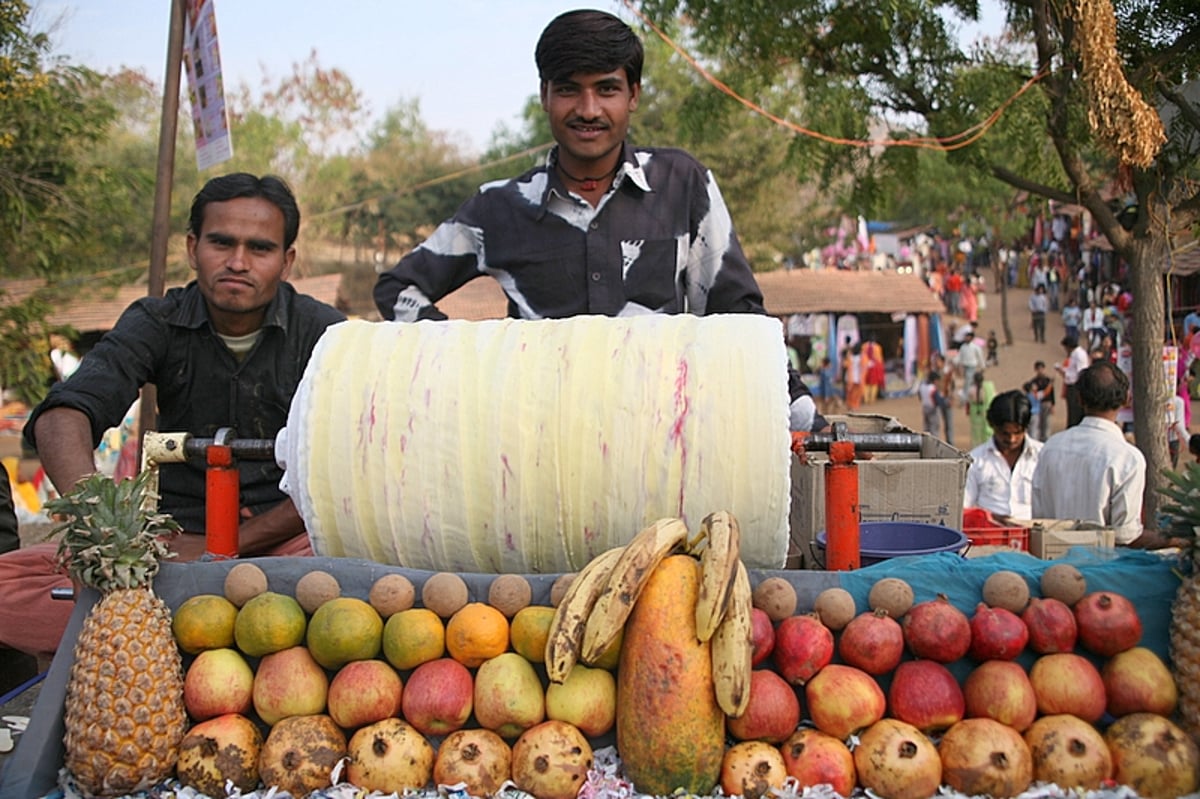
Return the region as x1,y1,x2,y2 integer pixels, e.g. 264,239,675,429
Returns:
887,659,965,734
963,659,1038,732
183,647,254,721
726,669,800,743
401,657,474,736
749,608,775,667
804,664,885,740
328,659,404,730
1029,652,1106,722
1102,647,1178,717
252,645,329,726
474,652,545,739
545,663,616,738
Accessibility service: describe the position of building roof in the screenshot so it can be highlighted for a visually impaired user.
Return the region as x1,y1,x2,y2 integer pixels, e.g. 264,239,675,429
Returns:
755,268,945,316
0,273,349,333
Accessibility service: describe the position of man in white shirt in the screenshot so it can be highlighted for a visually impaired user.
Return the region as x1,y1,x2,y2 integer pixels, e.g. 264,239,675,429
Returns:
956,335,986,402
1032,360,1146,545
965,390,1043,519
1055,334,1091,428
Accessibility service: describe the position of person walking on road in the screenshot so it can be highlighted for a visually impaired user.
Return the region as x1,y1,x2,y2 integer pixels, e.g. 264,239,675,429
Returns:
1056,333,1091,428
1022,360,1055,442
1028,285,1049,343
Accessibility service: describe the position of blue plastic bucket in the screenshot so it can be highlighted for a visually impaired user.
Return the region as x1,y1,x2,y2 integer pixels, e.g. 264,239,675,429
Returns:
815,521,969,567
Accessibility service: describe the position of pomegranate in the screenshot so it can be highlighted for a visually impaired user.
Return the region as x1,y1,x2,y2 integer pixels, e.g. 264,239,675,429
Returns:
772,613,834,686
1024,713,1112,790
719,740,787,799
837,609,904,675
939,718,1033,798
779,728,856,796
902,594,971,662
1028,652,1106,722
967,602,1029,661
804,663,886,739
1074,591,1142,657
962,659,1038,731
887,659,965,733
853,719,941,799
726,669,801,744
1102,646,1178,717
749,608,775,667
1021,596,1078,653
1105,712,1200,798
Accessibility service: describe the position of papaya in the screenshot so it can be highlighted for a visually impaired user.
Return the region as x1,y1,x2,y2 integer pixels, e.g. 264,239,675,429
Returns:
616,554,724,795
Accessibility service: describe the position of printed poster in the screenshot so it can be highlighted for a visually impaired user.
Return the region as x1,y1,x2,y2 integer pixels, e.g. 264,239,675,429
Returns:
184,0,233,170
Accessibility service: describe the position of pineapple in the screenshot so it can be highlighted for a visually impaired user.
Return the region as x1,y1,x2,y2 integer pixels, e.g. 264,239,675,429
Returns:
1157,463,1200,743
44,471,188,797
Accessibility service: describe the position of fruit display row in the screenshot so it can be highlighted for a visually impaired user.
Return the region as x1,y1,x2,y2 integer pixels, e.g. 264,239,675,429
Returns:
149,522,1194,799
15,490,1190,799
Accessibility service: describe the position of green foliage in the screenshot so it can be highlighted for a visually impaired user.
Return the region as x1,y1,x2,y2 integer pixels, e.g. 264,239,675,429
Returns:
0,291,70,407
44,470,180,591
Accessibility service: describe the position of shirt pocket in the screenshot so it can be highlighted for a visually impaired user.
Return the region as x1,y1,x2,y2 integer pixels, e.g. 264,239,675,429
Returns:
621,239,680,310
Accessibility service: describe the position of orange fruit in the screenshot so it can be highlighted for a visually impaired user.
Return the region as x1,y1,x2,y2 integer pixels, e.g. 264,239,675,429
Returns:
383,607,446,671
305,596,384,669
509,605,556,664
445,602,510,667
233,591,307,657
173,593,239,654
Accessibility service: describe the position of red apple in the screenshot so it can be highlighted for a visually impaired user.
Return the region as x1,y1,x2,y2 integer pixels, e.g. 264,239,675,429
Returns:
184,647,254,721
726,669,801,743
804,664,885,739
1102,647,1178,717
1029,652,1106,723
887,659,964,734
963,659,1038,732
328,659,404,730
780,728,856,796
401,657,474,736
750,608,775,667
252,645,329,726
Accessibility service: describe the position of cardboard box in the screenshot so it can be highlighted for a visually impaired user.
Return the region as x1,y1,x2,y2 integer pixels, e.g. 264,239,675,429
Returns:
1022,519,1118,559
788,414,970,568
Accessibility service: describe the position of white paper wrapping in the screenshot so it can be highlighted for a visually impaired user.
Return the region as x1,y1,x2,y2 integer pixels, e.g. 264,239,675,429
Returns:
282,314,792,572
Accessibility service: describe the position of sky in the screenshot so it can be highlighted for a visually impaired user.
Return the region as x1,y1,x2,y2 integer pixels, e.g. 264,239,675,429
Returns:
41,0,1006,154
42,0,625,153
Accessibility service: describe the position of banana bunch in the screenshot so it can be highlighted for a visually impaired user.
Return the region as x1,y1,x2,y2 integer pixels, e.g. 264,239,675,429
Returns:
543,511,754,719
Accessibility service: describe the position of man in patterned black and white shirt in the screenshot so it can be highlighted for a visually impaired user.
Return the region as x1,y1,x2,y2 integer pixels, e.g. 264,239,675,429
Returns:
373,9,822,431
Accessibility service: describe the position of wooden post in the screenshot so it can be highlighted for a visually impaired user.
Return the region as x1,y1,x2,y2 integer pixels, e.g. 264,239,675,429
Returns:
139,0,186,451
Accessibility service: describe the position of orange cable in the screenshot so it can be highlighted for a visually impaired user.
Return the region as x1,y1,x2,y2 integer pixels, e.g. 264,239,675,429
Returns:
623,0,1047,151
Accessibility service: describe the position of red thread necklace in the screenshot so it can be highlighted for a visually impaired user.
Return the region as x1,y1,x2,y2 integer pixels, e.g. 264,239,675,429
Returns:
557,162,619,192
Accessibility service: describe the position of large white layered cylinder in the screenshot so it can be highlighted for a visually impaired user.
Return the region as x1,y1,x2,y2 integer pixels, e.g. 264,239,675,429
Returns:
282,314,792,572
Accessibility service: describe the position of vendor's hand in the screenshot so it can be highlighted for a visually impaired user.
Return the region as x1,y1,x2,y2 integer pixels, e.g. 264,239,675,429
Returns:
166,532,208,562
1126,529,1188,550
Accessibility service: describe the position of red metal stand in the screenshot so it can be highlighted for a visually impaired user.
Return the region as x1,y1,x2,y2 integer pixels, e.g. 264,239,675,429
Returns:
204,428,240,559
824,440,861,571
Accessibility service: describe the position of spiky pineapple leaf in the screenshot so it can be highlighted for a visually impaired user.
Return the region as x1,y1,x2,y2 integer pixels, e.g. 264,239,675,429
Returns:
43,471,181,591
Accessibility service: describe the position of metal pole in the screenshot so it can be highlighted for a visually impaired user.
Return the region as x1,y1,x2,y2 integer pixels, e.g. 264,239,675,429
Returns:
138,0,186,451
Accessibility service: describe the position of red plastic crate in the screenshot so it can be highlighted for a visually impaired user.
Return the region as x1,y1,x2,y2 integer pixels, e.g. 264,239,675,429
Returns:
962,507,1029,551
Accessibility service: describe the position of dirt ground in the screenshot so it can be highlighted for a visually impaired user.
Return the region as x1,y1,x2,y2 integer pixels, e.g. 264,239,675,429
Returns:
846,281,1082,453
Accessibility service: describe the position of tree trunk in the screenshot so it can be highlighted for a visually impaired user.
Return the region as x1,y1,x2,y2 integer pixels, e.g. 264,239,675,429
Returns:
1129,233,1169,527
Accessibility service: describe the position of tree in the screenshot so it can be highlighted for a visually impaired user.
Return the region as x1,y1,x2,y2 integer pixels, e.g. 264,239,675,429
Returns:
636,0,1200,523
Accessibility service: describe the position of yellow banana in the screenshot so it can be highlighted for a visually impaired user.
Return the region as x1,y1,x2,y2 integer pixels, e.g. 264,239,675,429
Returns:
710,559,753,717
694,510,743,642
544,547,625,684
579,517,690,664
